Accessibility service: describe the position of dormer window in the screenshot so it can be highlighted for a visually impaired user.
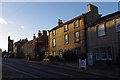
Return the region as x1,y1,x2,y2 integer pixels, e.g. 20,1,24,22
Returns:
52,30,56,36
64,25,68,31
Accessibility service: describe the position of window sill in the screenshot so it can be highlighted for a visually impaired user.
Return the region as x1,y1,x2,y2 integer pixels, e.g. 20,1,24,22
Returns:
97,34,107,38
75,40,80,43
108,58,112,60
52,46,56,48
64,30,68,32
116,30,120,33
96,59,100,60
74,26,79,29
101,59,107,60
64,43,69,45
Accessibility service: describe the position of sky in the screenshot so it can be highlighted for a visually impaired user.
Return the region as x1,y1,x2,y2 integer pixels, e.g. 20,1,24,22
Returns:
0,2,119,51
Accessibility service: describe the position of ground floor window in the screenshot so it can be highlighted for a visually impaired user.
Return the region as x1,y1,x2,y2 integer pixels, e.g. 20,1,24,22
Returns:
52,51,55,57
74,48,78,55
59,49,63,58
107,47,112,60
95,47,112,60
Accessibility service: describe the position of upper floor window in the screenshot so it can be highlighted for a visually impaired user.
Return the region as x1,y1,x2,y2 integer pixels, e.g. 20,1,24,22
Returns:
52,30,56,36
74,21,79,28
97,24,105,37
64,34,69,44
75,31,80,42
52,38,56,47
115,18,120,32
64,25,68,31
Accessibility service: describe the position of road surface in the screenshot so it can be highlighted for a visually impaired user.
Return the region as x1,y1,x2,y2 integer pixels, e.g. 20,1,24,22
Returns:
2,58,116,79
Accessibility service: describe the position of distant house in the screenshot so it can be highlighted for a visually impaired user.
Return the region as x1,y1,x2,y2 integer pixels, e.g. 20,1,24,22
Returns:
87,11,120,64
2,50,9,58
13,39,28,58
22,30,48,60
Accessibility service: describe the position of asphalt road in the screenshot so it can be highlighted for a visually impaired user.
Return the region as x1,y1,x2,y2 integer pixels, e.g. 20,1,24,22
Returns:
2,58,115,79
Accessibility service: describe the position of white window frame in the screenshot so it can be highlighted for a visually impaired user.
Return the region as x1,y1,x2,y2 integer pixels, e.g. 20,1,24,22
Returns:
95,47,112,61
52,30,56,36
75,31,80,42
64,25,68,31
107,47,112,60
97,24,106,37
100,48,107,60
52,38,56,47
64,34,69,44
115,18,120,32
74,20,79,28
95,48,100,60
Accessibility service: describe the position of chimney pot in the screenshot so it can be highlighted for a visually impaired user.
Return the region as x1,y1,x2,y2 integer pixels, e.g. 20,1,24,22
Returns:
38,30,42,37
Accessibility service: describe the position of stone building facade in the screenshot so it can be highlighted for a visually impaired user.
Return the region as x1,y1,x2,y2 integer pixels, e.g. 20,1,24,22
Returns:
13,39,28,58
22,30,48,60
48,4,101,57
87,11,120,64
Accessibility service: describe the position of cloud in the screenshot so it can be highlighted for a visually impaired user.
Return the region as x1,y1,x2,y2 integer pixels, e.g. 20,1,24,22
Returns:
0,17,8,24
21,25,24,29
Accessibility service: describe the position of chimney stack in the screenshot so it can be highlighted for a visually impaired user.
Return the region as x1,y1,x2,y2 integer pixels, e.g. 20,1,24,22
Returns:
42,30,47,36
87,4,98,14
38,30,42,37
8,36,10,41
57,19,63,26
33,34,36,39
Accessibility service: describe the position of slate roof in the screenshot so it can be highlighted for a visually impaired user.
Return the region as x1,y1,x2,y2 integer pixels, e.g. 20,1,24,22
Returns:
88,11,120,27
49,12,91,32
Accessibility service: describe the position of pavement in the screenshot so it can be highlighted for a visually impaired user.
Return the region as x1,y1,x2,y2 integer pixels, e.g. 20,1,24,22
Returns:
27,59,120,78
47,61,120,78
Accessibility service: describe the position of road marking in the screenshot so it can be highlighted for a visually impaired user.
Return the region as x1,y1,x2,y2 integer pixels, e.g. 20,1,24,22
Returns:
48,70,73,77
3,62,40,78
